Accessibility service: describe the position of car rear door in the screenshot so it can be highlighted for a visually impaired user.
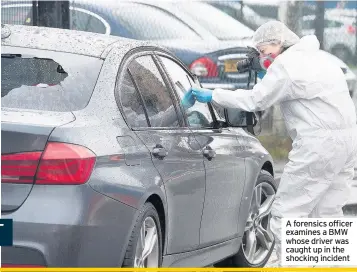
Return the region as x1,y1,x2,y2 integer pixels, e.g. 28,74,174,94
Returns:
156,54,246,247
118,52,206,254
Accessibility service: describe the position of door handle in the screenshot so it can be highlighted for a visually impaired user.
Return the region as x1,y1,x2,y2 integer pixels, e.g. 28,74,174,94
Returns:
152,144,168,160
203,146,216,161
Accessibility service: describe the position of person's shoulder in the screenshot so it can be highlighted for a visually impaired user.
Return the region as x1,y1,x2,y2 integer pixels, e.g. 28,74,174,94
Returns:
274,49,308,75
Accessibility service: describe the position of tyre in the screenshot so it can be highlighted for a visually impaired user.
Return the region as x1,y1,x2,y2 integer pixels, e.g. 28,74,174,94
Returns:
122,202,162,268
215,170,277,268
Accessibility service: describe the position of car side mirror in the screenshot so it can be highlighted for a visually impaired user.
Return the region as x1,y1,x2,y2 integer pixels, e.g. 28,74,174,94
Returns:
224,108,258,135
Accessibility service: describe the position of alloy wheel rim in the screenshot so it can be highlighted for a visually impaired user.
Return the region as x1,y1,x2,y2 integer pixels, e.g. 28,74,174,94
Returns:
242,182,276,265
134,216,159,268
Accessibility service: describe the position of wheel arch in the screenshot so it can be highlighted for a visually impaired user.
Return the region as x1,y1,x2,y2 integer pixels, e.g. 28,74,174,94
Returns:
261,161,274,177
145,194,167,255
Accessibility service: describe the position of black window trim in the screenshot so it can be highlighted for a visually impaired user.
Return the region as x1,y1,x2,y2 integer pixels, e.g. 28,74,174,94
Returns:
115,48,184,131
153,52,221,131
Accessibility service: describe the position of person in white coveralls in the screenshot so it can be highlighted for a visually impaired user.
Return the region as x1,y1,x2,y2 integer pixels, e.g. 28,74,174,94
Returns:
190,21,357,267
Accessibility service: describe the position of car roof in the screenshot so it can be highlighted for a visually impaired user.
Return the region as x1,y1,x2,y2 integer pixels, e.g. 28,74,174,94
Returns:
76,0,219,41
1,0,219,41
1,24,151,58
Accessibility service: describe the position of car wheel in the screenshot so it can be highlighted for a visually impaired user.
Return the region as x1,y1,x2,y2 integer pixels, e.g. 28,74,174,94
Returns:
332,47,351,64
122,202,162,268
216,170,277,267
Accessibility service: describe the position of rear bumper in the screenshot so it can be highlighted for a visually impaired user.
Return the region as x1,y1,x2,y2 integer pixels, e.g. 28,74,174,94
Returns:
1,184,137,267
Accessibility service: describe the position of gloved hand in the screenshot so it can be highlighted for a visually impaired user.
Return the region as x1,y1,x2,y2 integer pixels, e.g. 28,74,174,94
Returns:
181,89,196,109
257,70,266,80
191,86,213,103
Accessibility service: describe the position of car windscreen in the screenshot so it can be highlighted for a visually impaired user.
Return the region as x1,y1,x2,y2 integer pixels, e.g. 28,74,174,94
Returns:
114,3,202,41
1,47,103,112
177,2,254,40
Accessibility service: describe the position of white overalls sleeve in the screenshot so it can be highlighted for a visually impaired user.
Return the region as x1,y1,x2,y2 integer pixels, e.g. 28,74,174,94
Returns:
212,59,293,112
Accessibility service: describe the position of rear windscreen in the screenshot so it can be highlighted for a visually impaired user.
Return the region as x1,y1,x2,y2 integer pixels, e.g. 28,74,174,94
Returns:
1,47,103,112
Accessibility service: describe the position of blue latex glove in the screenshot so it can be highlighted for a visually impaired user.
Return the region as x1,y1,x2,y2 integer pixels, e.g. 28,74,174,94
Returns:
181,89,196,109
191,86,213,103
257,70,266,80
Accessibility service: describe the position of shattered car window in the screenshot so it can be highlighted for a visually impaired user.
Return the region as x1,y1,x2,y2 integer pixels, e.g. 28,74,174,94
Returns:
1,47,103,112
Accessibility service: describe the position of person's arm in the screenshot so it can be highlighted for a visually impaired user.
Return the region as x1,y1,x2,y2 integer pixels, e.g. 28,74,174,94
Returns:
213,60,293,112
193,60,293,112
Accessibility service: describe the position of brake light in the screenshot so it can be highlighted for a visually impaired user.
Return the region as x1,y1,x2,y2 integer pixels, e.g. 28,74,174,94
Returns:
189,57,218,77
1,143,96,185
347,25,356,34
1,152,42,184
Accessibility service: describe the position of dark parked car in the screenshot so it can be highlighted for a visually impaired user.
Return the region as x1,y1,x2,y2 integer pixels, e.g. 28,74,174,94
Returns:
1,24,277,268
1,0,256,91
207,0,272,31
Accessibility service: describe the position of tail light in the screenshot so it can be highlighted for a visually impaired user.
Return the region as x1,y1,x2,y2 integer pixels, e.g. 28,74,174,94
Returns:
347,25,356,35
189,57,218,77
1,143,96,185
1,152,42,184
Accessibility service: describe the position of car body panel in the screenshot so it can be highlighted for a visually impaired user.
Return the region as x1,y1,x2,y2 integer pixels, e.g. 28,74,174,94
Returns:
162,237,241,267
1,24,120,58
1,109,76,212
1,25,275,267
134,128,206,254
2,184,138,267
191,128,246,247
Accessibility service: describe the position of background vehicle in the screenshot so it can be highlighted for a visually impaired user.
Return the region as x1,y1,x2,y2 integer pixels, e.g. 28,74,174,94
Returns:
3,0,354,97
207,0,272,31
210,1,357,65
302,14,356,64
1,24,277,268
1,0,255,91
196,1,356,97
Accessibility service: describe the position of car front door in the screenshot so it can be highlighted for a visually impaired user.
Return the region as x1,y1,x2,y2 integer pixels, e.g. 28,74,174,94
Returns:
118,52,206,254
156,54,247,247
